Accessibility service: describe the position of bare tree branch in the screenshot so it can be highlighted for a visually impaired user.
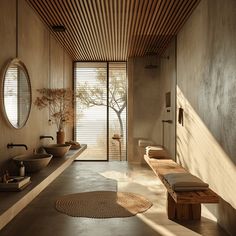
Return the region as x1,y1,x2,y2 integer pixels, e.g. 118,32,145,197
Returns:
76,70,126,136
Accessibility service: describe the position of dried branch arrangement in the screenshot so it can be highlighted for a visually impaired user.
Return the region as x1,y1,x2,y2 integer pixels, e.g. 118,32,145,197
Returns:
34,88,73,131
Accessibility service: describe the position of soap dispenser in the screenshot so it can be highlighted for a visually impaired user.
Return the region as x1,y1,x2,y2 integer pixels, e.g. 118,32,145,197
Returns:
19,161,25,177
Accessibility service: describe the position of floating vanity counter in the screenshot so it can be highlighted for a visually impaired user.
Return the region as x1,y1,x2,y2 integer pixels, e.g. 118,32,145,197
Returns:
0,144,87,230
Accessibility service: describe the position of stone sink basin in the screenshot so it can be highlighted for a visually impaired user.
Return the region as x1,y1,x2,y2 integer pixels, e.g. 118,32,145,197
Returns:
13,153,53,173
43,144,71,158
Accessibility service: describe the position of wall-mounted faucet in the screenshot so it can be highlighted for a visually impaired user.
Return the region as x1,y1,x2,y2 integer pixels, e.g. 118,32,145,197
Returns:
7,143,28,150
40,135,54,140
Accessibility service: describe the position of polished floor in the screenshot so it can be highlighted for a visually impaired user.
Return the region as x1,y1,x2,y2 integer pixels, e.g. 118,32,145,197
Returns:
1,162,228,236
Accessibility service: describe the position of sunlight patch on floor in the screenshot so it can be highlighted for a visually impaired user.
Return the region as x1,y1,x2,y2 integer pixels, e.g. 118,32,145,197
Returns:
201,205,217,222
138,214,203,236
99,166,223,236
100,168,167,215
100,170,131,181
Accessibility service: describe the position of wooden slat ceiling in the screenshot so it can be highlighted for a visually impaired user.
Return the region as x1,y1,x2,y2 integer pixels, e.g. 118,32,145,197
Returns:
26,0,200,61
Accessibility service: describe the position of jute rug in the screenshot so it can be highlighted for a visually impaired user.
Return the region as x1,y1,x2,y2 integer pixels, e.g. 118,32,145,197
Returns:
55,191,152,218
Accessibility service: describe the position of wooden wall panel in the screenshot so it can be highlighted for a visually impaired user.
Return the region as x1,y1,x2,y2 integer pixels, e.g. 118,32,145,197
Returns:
26,0,200,61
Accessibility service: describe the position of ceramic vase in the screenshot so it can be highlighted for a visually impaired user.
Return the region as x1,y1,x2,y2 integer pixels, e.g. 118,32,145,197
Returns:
57,130,65,144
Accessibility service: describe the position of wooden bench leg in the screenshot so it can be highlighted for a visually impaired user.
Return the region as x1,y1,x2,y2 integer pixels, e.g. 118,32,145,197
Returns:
167,193,201,220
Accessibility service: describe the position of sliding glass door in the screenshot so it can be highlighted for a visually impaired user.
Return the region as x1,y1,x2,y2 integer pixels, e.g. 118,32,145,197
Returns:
75,62,107,160
74,62,126,161
108,63,127,161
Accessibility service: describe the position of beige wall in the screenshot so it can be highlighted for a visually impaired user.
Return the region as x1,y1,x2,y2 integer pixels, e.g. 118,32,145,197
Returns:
176,0,236,235
0,0,73,172
128,42,176,162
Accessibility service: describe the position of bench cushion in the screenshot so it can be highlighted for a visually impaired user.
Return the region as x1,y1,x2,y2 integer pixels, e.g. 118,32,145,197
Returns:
163,173,209,191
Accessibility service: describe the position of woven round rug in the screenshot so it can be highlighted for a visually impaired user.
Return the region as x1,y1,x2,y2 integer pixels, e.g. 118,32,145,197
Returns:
55,191,152,218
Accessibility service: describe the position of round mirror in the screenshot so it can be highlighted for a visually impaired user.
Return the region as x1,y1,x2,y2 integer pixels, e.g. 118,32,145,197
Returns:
1,58,31,129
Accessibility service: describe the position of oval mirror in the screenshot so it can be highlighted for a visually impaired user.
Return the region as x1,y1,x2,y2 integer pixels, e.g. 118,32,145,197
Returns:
1,58,32,129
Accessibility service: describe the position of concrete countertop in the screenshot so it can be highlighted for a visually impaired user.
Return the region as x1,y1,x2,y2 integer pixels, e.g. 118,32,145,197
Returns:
0,144,87,230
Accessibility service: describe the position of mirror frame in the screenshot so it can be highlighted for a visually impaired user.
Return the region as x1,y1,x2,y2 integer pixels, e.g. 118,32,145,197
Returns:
1,58,32,129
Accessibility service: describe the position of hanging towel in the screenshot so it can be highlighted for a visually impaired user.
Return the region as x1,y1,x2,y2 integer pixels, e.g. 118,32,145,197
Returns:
146,146,169,158
178,107,184,126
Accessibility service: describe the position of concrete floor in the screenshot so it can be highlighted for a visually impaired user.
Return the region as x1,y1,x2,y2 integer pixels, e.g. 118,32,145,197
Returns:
0,162,228,236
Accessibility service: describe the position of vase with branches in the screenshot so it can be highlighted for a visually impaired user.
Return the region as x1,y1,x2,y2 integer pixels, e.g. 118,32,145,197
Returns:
34,88,73,143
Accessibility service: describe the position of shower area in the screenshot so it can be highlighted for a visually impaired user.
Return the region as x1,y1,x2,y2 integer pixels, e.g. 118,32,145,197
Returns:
127,52,176,163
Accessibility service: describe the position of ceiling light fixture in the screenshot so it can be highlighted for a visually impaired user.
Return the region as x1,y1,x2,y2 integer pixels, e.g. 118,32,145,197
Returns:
51,25,66,88
52,25,66,32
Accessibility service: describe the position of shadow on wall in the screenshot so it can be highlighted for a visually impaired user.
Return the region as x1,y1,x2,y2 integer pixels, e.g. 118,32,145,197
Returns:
176,86,236,233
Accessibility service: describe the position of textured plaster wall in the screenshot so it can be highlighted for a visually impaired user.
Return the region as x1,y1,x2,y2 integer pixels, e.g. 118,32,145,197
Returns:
177,0,236,234
0,0,73,172
128,43,176,162
127,56,161,163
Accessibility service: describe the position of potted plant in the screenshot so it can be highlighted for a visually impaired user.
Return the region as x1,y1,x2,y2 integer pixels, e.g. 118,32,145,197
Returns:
34,88,73,144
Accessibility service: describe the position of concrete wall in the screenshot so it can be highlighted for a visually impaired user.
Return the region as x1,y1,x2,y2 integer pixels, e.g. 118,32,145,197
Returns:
176,0,236,235
127,56,160,163
151,39,176,159
0,0,73,172
128,41,176,163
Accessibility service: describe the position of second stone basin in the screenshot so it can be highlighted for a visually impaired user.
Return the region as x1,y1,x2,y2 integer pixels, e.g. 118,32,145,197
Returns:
13,153,53,173
43,144,71,158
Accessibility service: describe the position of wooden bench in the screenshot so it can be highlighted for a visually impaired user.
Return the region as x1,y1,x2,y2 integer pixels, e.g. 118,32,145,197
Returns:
144,155,219,220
